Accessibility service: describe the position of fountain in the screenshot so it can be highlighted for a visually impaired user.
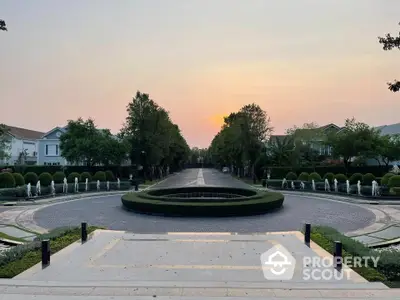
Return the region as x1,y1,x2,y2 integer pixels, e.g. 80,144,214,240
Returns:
117,178,120,190
372,180,379,196
74,177,79,193
282,178,287,189
291,181,295,189
312,179,316,191
357,180,362,196
346,180,350,194
85,178,89,192
129,174,133,181
106,181,110,191
333,178,338,193
63,177,68,193
26,183,32,198
324,179,330,192
97,180,100,191
50,180,55,196
300,182,305,189
36,180,41,196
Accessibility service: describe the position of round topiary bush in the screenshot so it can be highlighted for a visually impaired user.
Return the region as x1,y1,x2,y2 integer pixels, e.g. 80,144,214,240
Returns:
67,172,81,183
24,172,38,185
334,173,347,183
388,175,400,188
93,171,106,182
12,172,25,186
308,172,321,181
381,173,395,186
323,172,335,182
80,172,92,182
349,173,363,184
285,171,297,180
38,172,53,186
105,170,115,181
297,172,309,181
53,171,65,184
362,173,376,185
0,172,16,188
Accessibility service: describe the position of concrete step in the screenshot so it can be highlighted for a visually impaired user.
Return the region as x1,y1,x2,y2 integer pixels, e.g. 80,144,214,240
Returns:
0,279,396,299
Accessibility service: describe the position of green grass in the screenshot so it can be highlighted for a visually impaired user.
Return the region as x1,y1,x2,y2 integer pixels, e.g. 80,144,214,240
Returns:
0,226,101,278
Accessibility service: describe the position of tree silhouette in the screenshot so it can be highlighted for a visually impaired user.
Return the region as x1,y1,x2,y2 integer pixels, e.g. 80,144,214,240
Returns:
379,22,400,92
0,19,6,31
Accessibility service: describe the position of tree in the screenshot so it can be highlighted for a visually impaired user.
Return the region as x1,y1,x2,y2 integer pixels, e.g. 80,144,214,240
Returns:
0,124,11,162
266,135,295,166
0,19,6,31
378,22,400,92
377,134,400,167
98,130,129,166
121,91,190,178
326,118,380,169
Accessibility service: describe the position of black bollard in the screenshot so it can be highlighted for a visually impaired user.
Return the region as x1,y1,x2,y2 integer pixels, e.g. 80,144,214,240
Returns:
304,223,311,246
334,241,343,270
81,222,88,243
134,182,139,191
41,240,50,267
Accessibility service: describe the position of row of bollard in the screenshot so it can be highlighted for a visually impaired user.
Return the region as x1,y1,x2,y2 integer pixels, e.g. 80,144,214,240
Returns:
41,222,88,268
304,223,342,270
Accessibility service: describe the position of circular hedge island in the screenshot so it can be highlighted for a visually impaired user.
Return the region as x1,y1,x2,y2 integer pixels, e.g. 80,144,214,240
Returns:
121,186,284,217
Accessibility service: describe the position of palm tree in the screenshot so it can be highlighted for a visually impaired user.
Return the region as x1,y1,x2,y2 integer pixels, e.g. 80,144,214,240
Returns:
267,136,295,166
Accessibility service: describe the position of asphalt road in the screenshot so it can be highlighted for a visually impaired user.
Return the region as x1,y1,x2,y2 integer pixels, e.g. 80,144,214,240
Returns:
34,168,376,233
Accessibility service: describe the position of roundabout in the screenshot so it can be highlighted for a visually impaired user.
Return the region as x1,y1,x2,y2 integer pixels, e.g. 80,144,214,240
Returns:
121,186,284,216
29,169,377,234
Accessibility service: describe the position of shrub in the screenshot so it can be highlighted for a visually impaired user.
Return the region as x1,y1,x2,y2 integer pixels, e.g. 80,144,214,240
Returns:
297,172,309,181
323,172,335,182
362,173,376,185
12,173,24,186
67,172,80,183
349,173,363,184
80,172,92,182
285,171,297,180
388,175,400,188
308,172,321,181
23,172,38,185
53,171,65,184
334,173,347,183
38,172,53,186
105,170,115,181
0,172,16,188
381,173,394,186
390,187,400,195
93,171,106,182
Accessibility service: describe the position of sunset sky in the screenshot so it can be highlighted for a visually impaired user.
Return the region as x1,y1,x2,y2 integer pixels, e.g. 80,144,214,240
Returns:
1,0,399,147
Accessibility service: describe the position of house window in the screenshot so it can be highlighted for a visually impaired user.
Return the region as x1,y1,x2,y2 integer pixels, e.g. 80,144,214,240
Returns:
45,144,59,156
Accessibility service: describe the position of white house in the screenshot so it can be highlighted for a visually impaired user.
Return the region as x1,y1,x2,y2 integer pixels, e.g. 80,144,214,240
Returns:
0,125,44,165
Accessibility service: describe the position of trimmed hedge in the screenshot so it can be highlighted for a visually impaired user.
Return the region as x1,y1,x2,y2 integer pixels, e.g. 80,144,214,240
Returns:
298,172,309,181
38,172,53,186
53,171,65,184
323,172,334,182
105,170,115,181
93,171,106,182
12,173,25,186
308,172,321,181
388,175,400,188
121,187,284,216
23,172,38,185
0,226,101,278
334,173,347,183
80,172,92,182
362,173,376,185
285,171,297,180
349,173,363,184
67,172,80,183
0,172,15,188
